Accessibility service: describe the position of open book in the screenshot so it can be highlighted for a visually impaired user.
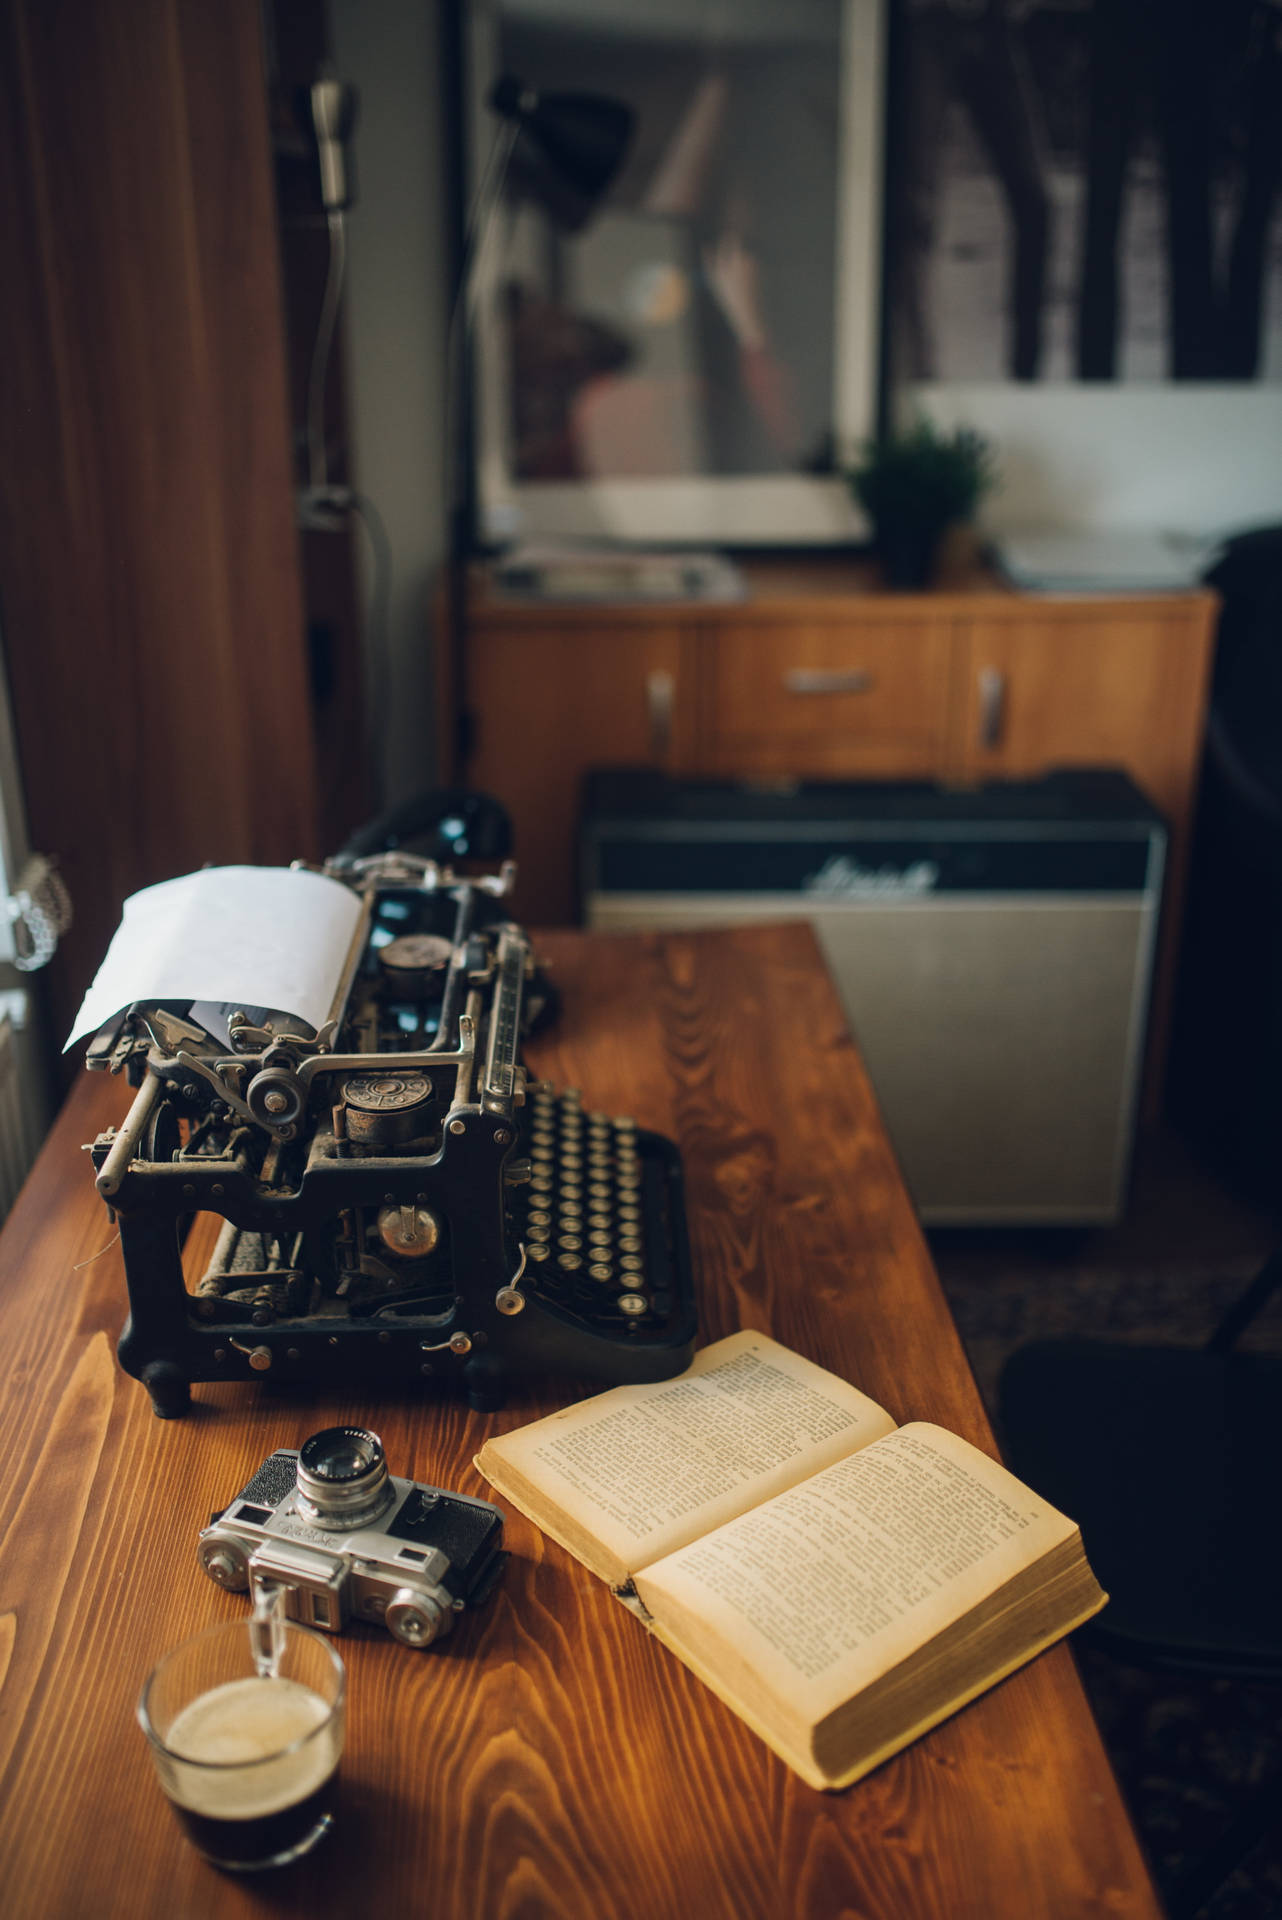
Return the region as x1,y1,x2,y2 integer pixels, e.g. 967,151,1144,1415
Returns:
477,1331,1105,1790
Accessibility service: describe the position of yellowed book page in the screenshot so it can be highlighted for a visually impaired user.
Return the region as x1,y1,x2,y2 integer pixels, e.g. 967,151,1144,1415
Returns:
633,1422,1081,1731
476,1331,896,1579
638,1587,1106,1792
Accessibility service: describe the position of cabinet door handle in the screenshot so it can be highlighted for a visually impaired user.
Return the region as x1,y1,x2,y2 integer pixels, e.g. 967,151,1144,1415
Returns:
645,668,675,762
977,667,1006,750
783,667,874,696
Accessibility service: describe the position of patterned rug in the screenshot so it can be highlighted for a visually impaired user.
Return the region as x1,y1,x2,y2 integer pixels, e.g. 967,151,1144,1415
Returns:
929,1127,1282,1919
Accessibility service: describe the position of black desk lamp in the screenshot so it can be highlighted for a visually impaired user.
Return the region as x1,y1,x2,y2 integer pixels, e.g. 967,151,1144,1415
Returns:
487,75,634,232
439,74,634,782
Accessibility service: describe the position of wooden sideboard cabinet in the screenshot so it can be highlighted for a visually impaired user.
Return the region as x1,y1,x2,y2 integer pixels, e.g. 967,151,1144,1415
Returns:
460,556,1218,1104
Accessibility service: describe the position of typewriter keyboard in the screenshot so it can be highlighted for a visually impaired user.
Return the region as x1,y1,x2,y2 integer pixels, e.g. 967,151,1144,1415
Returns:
507,1082,685,1332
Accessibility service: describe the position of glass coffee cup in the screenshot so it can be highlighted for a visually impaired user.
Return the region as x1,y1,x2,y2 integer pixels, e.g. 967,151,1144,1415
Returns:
138,1612,345,1872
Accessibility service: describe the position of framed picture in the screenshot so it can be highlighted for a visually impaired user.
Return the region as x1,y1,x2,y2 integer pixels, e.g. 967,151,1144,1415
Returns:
885,0,1282,386
465,0,886,547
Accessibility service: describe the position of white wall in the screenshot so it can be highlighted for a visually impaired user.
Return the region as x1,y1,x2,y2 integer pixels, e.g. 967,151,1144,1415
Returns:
330,0,451,807
910,384,1282,541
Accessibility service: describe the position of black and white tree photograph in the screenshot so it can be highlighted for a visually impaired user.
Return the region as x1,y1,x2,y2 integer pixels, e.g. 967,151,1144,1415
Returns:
889,0,1282,383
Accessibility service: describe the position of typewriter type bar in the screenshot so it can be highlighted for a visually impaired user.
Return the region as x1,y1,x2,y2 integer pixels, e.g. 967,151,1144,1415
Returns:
84,854,696,1416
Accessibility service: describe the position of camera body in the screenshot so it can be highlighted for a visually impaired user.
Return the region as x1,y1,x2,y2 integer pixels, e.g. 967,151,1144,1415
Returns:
198,1427,507,1648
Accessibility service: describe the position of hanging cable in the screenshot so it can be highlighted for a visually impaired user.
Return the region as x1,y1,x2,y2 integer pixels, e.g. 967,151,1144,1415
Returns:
306,208,347,492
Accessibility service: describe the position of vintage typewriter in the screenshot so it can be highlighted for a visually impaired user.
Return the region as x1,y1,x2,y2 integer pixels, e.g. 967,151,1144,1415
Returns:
81,826,696,1418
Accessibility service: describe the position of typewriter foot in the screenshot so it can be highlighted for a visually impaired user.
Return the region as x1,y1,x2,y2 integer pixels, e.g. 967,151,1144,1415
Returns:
463,1355,506,1414
142,1361,191,1419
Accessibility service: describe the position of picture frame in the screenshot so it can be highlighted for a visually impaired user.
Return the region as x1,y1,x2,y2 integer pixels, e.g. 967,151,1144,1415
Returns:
464,0,886,549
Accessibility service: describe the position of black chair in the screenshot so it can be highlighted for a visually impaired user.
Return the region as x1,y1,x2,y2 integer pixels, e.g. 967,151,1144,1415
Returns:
340,788,513,865
338,787,559,1035
998,1249,1282,1916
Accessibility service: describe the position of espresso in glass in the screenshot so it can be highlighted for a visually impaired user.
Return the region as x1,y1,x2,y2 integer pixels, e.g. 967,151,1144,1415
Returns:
139,1619,345,1871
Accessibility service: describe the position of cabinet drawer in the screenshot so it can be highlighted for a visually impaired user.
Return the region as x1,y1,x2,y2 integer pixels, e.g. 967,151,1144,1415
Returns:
702,620,953,776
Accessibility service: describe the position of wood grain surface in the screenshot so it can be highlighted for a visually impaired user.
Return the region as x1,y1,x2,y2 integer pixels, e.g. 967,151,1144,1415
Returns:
0,925,1160,1919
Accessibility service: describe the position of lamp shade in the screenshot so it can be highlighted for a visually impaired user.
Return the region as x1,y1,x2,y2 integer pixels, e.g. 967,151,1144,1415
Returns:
488,75,634,230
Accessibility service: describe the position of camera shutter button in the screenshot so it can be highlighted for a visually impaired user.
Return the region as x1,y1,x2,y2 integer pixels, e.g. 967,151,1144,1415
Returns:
386,1587,447,1648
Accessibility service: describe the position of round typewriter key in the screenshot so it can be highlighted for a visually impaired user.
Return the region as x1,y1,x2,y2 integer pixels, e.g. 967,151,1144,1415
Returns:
558,1233,582,1251
618,1292,647,1316
618,1235,643,1254
531,1172,553,1191
528,1225,549,1244
588,1263,613,1282
528,1243,550,1262
527,1208,551,1227
588,1180,612,1201
589,1211,613,1231
621,1255,644,1274
560,1174,582,1193
558,1253,582,1272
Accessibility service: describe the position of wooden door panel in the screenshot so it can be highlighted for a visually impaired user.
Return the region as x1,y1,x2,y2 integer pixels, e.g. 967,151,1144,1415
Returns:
0,0,316,1066
466,625,685,923
956,610,1213,837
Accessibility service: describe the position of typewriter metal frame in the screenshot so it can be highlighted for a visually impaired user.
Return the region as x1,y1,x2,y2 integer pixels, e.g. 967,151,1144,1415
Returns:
86,853,696,1416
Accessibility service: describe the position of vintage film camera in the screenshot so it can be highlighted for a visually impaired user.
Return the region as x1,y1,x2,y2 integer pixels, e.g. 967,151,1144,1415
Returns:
83,842,696,1416
199,1425,506,1648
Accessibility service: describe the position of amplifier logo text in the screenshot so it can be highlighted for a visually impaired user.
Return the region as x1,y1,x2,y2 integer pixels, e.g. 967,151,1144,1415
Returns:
802,856,940,898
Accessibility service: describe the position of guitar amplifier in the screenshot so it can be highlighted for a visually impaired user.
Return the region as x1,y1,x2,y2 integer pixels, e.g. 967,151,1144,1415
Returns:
580,770,1167,1225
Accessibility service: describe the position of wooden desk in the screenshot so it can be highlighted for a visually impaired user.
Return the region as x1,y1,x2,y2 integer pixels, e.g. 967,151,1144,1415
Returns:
0,925,1159,1919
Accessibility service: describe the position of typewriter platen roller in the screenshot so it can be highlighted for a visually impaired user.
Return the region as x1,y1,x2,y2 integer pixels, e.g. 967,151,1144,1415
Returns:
84,854,696,1416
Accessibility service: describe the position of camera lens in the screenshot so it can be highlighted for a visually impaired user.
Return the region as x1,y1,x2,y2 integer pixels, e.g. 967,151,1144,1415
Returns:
296,1427,393,1530
301,1428,381,1484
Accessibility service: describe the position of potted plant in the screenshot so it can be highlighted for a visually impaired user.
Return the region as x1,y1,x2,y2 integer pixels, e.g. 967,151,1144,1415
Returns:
848,420,996,589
